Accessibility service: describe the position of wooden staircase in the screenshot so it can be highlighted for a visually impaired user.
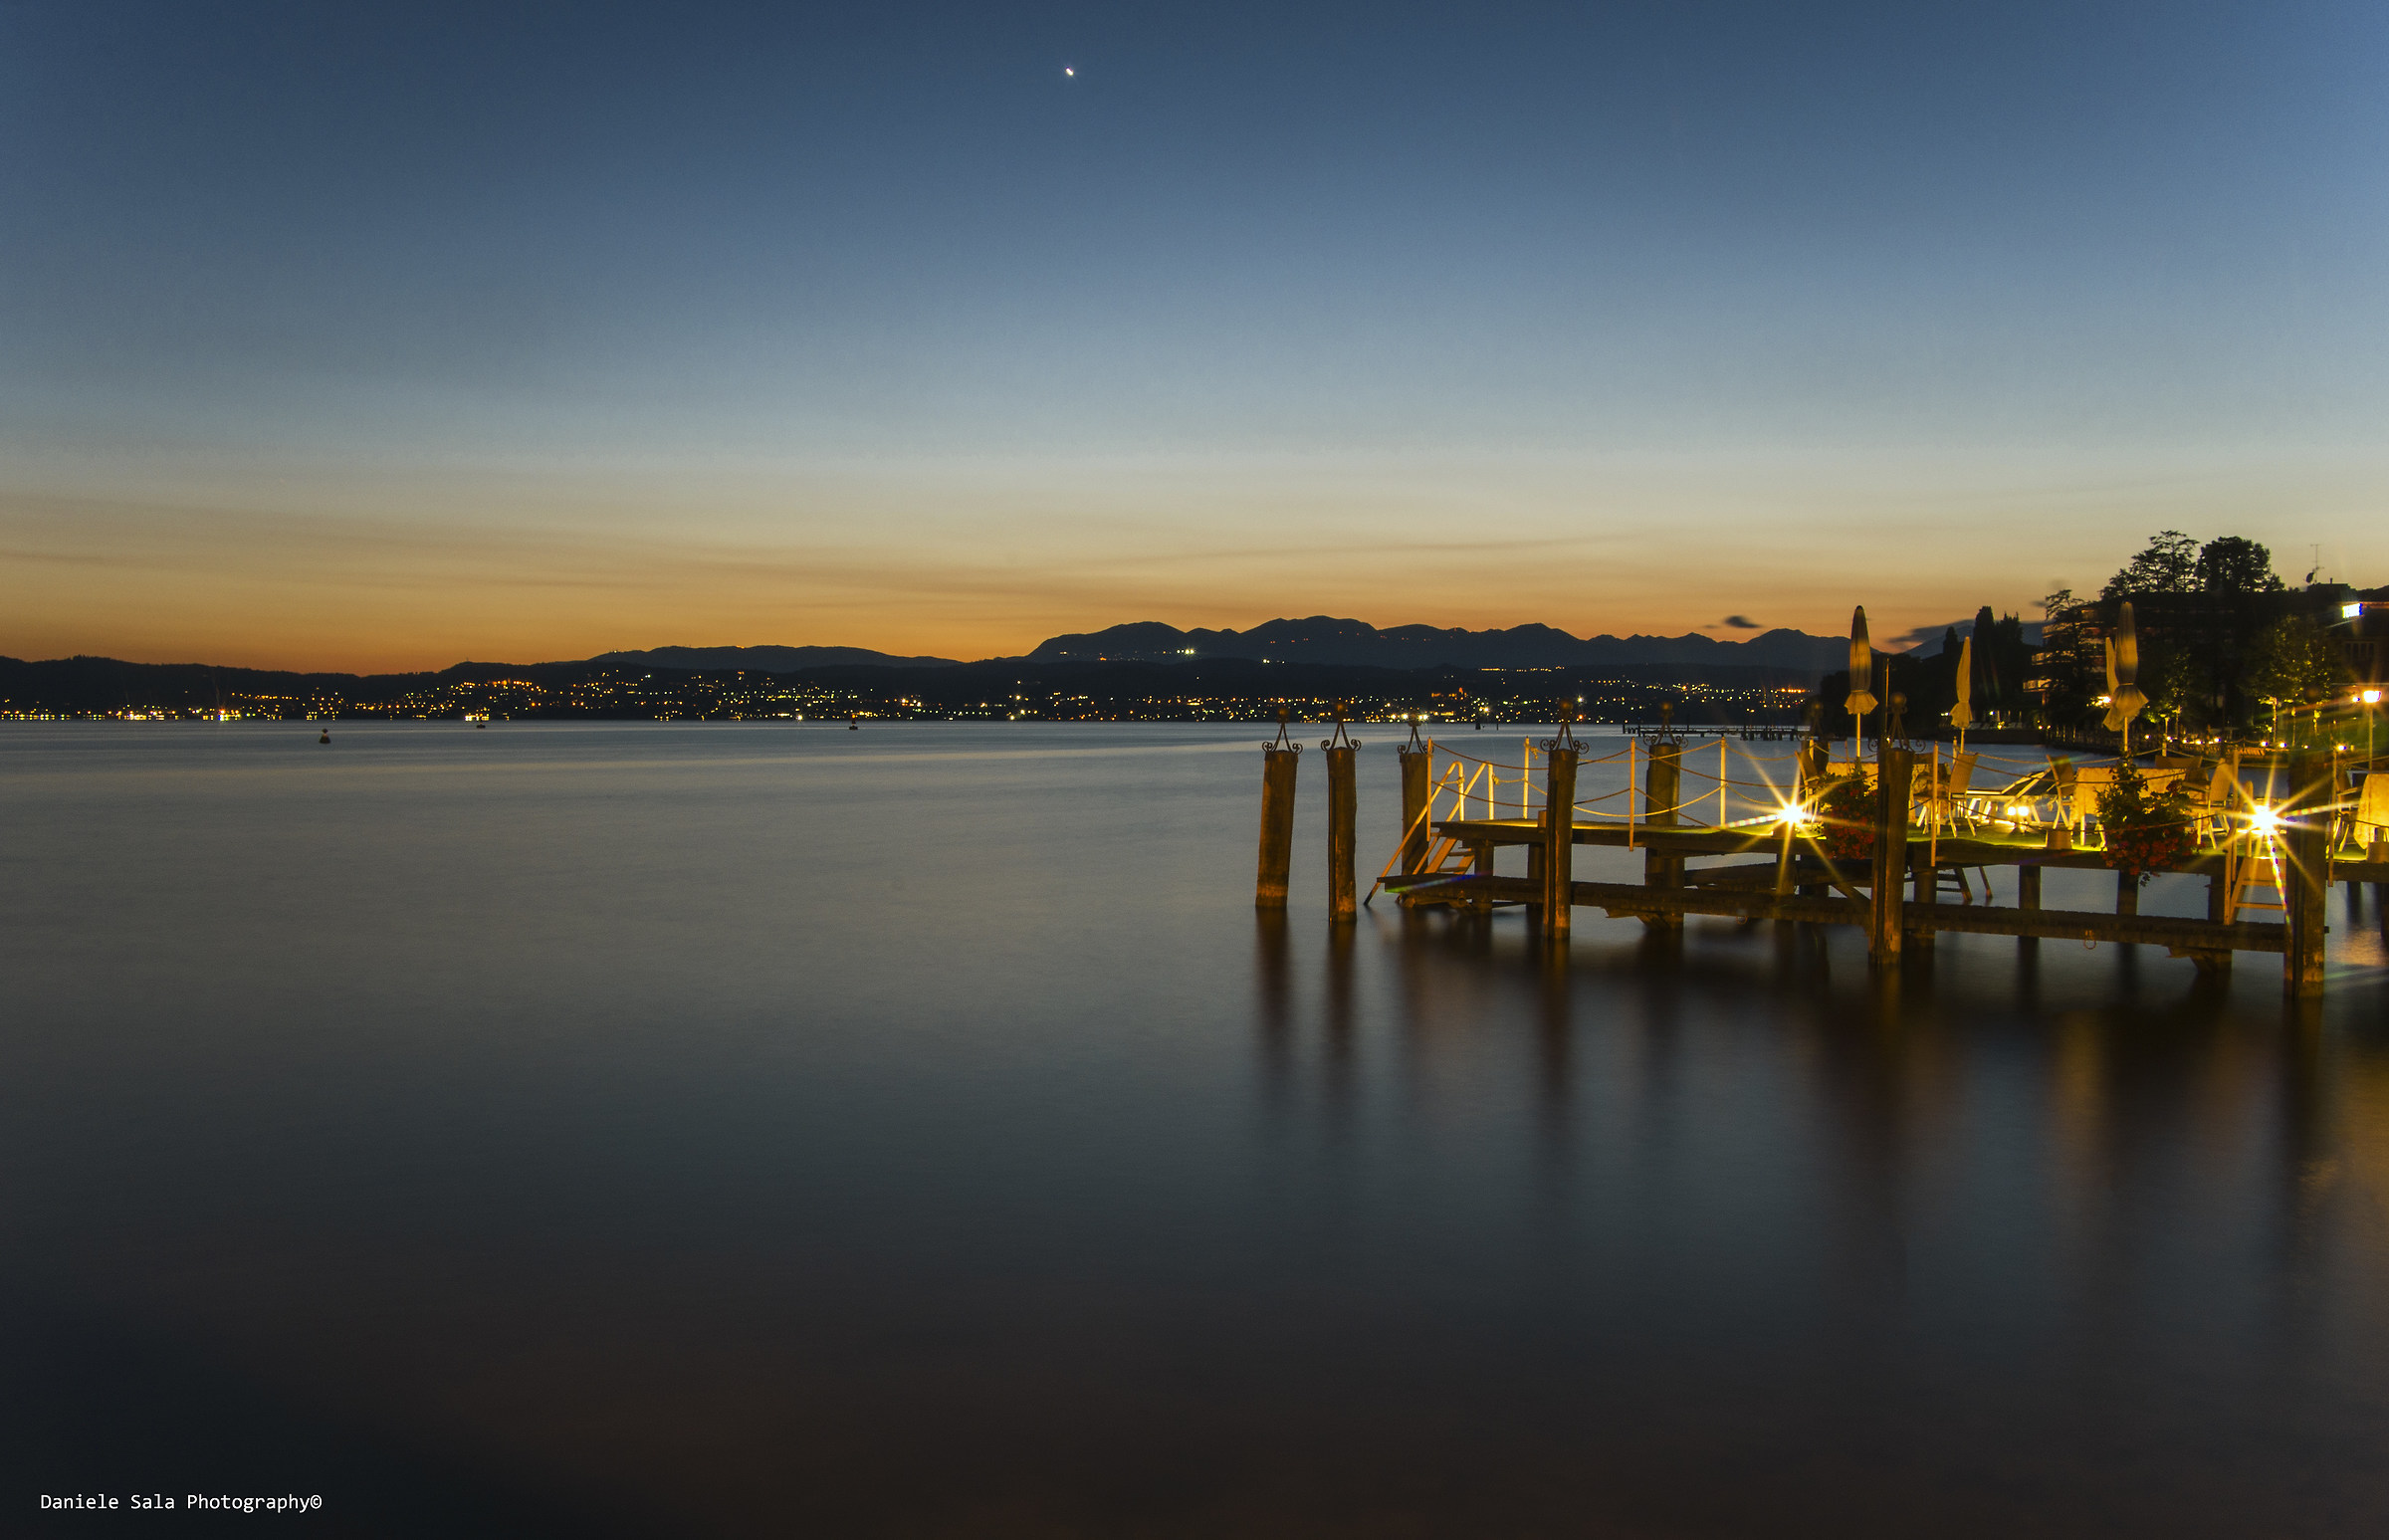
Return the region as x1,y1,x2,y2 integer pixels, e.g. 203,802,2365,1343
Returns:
2221,836,2285,926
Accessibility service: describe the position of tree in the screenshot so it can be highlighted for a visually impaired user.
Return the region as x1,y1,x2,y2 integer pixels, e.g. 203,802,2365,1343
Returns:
2150,642,2204,732
2101,531,2198,600
2194,536,2284,598
2245,614,2343,712
2039,587,2074,621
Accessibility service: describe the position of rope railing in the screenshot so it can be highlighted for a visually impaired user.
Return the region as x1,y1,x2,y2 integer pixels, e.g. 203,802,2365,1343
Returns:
1403,737,2354,842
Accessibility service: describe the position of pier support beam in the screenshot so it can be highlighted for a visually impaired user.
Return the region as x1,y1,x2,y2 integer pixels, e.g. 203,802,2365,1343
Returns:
1905,842,1936,952
1643,741,1683,929
1542,746,1580,940
2282,753,2327,997
1398,747,1431,876
1255,748,1299,909
1326,745,1358,922
1867,745,1915,969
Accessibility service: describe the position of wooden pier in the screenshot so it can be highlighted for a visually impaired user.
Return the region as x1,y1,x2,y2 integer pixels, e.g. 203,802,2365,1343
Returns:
1267,721,2387,999
1384,820,2377,968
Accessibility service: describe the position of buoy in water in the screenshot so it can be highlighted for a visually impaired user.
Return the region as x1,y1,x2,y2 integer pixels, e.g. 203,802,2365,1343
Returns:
848,717,859,731
319,730,330,744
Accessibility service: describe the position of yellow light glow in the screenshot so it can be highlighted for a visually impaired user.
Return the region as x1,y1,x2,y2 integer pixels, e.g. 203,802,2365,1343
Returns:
2250,805,2280,836
2364,690,2383,705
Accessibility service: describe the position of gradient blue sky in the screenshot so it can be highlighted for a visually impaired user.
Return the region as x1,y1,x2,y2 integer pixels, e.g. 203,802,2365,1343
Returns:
4,0,2384,668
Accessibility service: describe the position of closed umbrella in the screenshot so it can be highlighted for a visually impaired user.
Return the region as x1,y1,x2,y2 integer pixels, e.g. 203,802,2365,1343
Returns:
1951,633,1975,741
1845,606,1876,742
2110,600,2148,756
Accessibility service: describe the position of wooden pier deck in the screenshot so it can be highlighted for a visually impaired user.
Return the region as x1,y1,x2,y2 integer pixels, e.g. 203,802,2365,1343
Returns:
1262,725,2383,997
1382,816,2387,980
1418,815,2389,884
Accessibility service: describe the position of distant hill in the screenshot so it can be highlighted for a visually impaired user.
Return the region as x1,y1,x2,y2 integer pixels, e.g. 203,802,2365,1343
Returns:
590,644,959,671
1027,616,1849,672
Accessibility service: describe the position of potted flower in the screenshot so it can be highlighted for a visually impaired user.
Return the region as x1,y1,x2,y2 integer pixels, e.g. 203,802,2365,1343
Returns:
1815,773,1877,865
2095,763,2195,884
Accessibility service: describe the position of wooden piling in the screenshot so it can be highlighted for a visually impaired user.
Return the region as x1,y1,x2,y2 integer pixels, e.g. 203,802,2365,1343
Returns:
1643,741,1683,927
1398,748,1431,876
1326,745,1358,922
2282,752,2328,997
1255,748,1300,908
2115,869,2138,917
1905,842,1936,951
1542,746,1580,940
1867,744,1914,968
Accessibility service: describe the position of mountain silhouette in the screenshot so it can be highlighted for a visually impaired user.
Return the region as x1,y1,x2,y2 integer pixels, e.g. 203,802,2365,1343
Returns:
1025,616,1847,671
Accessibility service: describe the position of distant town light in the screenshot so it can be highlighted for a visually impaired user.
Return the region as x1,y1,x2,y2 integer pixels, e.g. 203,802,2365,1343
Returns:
2364,689,2383,705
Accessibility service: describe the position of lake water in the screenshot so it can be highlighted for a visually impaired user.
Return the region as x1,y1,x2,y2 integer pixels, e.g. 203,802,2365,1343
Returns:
5,722,2387,1537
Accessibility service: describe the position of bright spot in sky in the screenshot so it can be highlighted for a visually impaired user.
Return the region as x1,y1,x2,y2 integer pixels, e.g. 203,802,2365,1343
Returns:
1063,66,1073,77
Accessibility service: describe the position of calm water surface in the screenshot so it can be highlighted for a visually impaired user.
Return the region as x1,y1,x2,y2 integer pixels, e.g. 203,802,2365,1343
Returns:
5,722,2388,1537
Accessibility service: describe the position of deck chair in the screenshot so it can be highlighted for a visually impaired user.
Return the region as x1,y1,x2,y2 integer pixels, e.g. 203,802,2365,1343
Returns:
1937,751,1979,833
2329,759,2360,852
1977,765,2051,835
2179,758,2232,848
2355,769,2389,856
2069,766,2116,844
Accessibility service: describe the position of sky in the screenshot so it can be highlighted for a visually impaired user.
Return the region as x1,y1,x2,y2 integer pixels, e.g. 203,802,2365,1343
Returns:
3,0,2385,671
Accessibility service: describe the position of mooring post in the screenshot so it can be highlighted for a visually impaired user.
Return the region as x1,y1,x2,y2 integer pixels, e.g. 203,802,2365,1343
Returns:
1643,739,1683,928
2282,752,2327,997
1326,744,1357,922
1255,742,1299,909
1398,739,1431,876
1542,739,1580,940
1906,840,1935,952
2116,868,2138,917
1868,744,1914,968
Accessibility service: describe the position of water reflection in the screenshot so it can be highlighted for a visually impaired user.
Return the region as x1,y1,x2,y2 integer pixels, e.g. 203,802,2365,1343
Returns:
1237,879,2383,1530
